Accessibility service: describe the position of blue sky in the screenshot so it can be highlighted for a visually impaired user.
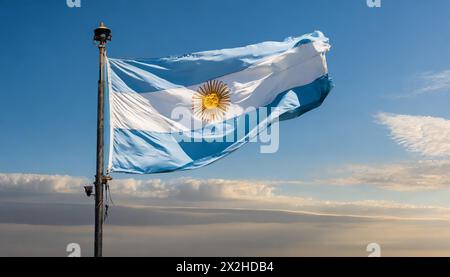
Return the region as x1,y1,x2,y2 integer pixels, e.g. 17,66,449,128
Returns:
1,0,450,257
1,1,450,210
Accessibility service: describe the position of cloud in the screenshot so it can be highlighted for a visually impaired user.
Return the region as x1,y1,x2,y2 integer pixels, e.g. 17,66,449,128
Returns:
3,208,450,257
388,70,450,98
110,177,276,201
4,199,450,229
343,113,450,191
0,173,86,195
414,70,450,95
0,173,275,201
376,112,450,157
317,160,450,192
3,173,450,256
167,178,274,201
2,172,450,220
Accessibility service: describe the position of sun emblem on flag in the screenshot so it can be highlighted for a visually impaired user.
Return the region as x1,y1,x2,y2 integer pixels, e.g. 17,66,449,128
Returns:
192,80,231,122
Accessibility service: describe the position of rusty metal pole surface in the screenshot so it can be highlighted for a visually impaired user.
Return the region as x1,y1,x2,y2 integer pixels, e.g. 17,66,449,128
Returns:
93,22,111,257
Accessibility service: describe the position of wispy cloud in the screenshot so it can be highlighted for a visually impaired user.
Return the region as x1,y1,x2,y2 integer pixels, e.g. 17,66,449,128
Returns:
317,160,450,191
310,112,450,192
388,70,450,98
2,203,450,256
376,112,450,157
4,214,450,257
414,70,450,95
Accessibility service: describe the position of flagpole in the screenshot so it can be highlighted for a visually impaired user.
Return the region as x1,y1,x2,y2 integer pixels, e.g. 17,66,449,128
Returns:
93,22,111,258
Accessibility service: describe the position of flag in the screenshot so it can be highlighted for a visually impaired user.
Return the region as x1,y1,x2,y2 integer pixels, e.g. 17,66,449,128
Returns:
106,31,333,174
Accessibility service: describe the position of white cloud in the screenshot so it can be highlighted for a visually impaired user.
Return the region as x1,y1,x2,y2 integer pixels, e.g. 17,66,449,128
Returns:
0,173,86,194
317,160,450,192
2,173,450,220
414,70,450,95
0,173,277,200
98,177,275,200
376,112,450,157
169,178,274,201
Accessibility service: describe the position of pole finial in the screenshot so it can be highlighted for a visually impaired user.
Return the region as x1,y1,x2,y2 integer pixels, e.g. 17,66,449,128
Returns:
94,22,112,44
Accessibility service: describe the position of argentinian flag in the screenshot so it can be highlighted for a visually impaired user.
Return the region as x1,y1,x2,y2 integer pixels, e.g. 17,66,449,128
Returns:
106,31,333,174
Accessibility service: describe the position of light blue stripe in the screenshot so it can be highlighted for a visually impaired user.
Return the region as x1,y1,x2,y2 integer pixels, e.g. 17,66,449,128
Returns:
112,129,193,174
110,75,333,174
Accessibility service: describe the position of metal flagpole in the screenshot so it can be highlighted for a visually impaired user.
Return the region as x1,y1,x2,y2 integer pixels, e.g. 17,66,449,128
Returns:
93,22,112,257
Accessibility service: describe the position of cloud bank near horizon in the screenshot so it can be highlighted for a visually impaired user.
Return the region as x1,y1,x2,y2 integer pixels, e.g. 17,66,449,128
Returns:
1,172,450,221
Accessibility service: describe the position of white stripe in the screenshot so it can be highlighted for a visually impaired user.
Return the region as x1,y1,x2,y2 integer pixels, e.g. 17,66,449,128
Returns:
107,56,114,173
110,41,329,132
